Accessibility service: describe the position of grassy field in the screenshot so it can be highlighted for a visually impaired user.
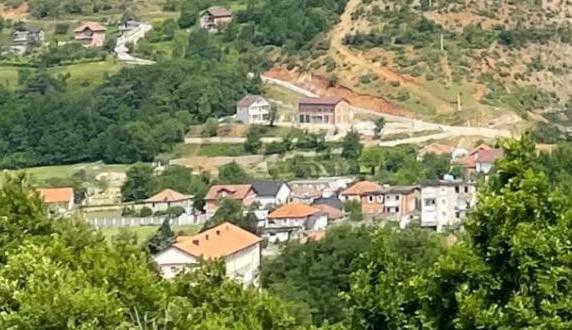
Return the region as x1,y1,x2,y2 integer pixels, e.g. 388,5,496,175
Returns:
98,224,201,242
18,161,132,183
167,143,248,158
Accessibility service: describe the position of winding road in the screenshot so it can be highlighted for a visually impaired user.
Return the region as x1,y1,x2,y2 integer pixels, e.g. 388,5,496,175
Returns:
114,23,156,65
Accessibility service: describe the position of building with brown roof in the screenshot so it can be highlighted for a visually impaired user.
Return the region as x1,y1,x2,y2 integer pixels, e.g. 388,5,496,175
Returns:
383,186,419,220
74,22,106,47
37,187,75,215
298,96,351,126
144,189,193,214
236,95,270,124
153,222,262,284
205,184,256,216
265,202,327,243
340,181,385,215
200,6,232,32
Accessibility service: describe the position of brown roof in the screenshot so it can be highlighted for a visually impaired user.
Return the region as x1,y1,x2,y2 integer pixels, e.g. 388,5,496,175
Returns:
174,222,261,260
205,184,253,201
37,187,74,204
469,144,492,156
341,181,384,196
299,96,348,106
476,149,504,163
74,21,106,32
313,204,343,220
421,143,454,155
145,189,191,203
268,202,320,219
205,6,232,18
236,95,267,108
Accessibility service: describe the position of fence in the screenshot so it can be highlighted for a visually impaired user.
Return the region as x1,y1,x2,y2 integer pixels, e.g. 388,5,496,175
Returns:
87,213,207,228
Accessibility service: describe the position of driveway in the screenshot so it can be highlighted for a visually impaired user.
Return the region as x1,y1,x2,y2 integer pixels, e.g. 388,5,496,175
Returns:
114,23,156,65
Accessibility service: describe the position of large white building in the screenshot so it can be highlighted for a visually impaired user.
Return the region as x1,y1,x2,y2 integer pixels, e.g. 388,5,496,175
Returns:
153,222,261,285
421,180,476,231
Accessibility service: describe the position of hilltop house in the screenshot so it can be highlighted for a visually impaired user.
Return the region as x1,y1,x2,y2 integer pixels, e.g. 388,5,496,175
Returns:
264,202,327,243
421,180,476,231
205,184,256,217
236,95,271,124
200,6,232,32
10,25,44,55
74,22,106,47
340,181,385,215
251,180,291,207
153,222,261,285
144,189,193,214
298,97,351,126
463,144,503,175
37,187,75,215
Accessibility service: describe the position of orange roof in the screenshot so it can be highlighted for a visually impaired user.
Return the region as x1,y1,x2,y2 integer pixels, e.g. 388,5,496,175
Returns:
470,144,492,156
145,189,191,203
421,143,454,155
174,222,261,259
37,187,74,204
74,21,106,32
268,202,320,219
313,204,343,220
205,184,253,201
341,181,383,196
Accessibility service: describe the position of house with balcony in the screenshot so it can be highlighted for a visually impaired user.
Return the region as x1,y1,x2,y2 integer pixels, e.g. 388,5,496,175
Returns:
264,202,327,243
10,25,44,55
251,180,291,208
340,180,385,216
383,186,419,221
74,22,106,47
421,180,476,231
205,184,256,217
153,222,261,285
298,97,351,127
236,95,271,124
200,6,232,32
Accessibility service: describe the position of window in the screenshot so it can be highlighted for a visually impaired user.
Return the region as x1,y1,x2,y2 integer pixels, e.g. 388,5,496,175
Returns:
377,195,383,203
395,207,400,213
395,195,400,201
424,199,436,206
299,114,305,123
455,212,461,219
455,186,460,193
464,186,469,193
368,195,374,203
324,115,330,123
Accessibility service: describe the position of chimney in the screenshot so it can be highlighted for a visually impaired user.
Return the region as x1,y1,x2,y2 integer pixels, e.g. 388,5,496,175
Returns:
216,230,221,235
192,239,199,245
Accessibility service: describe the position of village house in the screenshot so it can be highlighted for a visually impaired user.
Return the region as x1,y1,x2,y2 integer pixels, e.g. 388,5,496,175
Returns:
74,22,106,47
37,187,75,215
420,179,476,232
289,177,354,204
205,184,256,217
264,202,327,243
153,222,261,285
236,95,271,124
312,195,344,221
144,189,193,214
298,97,352,126
383,186,419,221
200,6,232,32
251,180,291,208
463,144,503,175
340,180,385,215
10,25,44,55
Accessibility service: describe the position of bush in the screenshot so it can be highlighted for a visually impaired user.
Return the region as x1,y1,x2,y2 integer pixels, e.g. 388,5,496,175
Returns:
54,23,69,35
139,206,153,217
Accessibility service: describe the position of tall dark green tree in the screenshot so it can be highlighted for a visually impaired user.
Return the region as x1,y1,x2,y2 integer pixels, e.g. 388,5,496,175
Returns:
121,163,155,201
341,130,363,159
146,219,176,254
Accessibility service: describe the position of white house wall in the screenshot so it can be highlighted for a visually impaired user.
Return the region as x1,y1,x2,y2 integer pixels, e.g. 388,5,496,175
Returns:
154,247,197,279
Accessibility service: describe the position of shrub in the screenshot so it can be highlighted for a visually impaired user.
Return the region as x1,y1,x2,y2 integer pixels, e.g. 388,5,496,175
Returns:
139,206,153,217
54,23,69,35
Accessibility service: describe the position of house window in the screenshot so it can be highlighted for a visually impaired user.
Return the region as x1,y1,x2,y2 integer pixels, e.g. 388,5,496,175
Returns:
464,186,469,193
368,195,374,203
395,195,400,201
377,195,383,203
324,115,330,123
396,207,400,213
424,199,436,206
299,114,305,123
455,186,460,193
455,212,461,219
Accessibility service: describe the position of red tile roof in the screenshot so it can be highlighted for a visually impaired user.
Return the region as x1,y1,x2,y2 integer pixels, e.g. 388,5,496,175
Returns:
145,189,191,203
313,203,343,220
341,181,384,196
299,97,348,106
74,21,106,32
37,187,74,204
205,184,253,201
476,149,504,163
268,202,320,219
174,222,261,260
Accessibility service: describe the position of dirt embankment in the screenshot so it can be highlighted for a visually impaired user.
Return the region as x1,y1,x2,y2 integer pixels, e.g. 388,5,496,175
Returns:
265,66,414,118
0,2,28,19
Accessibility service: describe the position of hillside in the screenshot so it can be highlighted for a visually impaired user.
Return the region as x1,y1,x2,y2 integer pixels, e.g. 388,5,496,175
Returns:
267,0,572,132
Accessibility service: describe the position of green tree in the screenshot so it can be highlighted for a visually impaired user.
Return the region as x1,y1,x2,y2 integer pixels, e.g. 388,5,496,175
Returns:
178,0,199,28
146,218,176,254
218,162,249,184
121,163,156,201
344,200,363,222
358,147,384,174
374,117,385,137
341,130,363,159
269,102,278,127
244,125,264,154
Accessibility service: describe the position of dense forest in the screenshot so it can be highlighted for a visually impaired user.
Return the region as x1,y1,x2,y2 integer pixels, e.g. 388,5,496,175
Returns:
0,58,259,168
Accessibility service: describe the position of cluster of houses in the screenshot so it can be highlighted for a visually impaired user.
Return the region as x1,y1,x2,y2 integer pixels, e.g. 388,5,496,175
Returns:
236,94,353,127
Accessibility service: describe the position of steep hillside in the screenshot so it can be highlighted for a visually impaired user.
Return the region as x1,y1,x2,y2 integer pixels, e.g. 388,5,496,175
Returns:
270,0,572,130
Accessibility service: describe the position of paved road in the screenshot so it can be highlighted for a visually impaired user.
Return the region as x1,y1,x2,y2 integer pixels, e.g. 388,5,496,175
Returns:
260,75,513,142
115,23,156,65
